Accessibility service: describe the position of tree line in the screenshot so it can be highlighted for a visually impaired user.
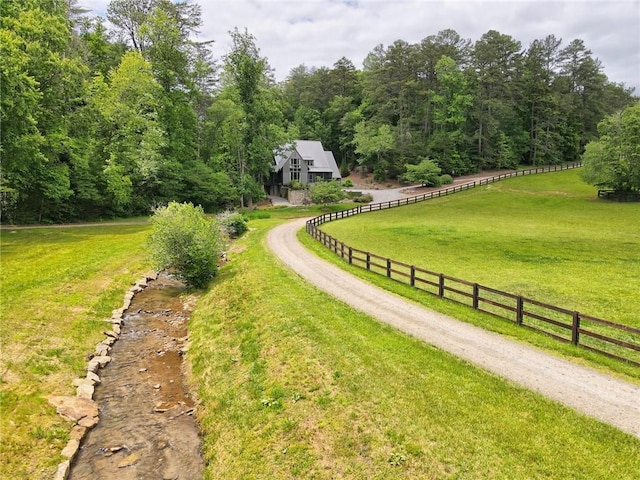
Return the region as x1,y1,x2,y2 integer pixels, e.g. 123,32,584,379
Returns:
1,0,636,223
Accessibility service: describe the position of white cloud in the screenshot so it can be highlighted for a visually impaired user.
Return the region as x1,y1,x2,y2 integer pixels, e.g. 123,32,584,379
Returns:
81,0,640,92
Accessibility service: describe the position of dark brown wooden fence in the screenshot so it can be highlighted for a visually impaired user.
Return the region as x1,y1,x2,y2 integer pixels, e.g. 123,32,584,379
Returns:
306,163,640,367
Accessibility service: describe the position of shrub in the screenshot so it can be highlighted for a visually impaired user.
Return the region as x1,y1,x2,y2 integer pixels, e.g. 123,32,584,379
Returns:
439,174,454,185
289,179,306,190
217,211,248,238
342,179,354,187
148,202,224,288
310,180,345,205
353,194,373,203
402,158,442,186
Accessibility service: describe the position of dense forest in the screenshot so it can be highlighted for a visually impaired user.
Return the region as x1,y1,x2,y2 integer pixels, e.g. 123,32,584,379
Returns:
1,0,636,223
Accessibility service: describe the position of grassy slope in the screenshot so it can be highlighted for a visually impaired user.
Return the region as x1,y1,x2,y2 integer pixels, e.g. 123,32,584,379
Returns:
0,225,150,479
320,169,640,327
188,211,640,479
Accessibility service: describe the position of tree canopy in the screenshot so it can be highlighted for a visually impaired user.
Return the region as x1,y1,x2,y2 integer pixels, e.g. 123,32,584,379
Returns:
581,101,640,194
1,1,636,223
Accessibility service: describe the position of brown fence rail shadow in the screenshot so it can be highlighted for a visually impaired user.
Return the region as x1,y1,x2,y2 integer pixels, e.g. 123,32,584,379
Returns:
306,163,640,367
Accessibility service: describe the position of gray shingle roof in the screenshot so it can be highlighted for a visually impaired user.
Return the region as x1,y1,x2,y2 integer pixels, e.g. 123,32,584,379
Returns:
273,140,341,179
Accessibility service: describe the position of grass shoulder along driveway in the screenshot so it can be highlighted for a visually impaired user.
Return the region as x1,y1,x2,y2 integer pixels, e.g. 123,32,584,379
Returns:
187,214,640,479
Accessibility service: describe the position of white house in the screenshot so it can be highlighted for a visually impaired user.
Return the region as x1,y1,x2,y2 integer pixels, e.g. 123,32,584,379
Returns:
268,140,341,195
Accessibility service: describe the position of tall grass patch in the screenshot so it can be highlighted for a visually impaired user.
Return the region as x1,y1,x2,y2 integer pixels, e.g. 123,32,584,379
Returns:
320,169,640,327
0,225,150,479
188,217,640,479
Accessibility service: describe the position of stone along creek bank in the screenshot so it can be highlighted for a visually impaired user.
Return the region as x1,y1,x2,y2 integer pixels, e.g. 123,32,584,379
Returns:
55,272,204,480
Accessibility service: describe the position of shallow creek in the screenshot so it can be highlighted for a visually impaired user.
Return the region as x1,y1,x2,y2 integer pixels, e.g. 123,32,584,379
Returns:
69,272,204,480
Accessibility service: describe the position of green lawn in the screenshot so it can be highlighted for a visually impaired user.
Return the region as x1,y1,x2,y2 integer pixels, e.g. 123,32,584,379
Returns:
320,169,640,328
0,225,150,479
188,211,640,479
2,186,639,479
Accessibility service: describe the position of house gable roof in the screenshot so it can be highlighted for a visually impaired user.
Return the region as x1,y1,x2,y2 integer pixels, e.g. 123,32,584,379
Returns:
273,140,341,179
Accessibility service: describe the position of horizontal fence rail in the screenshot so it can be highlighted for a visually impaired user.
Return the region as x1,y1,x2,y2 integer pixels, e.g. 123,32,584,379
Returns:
306,163,640,367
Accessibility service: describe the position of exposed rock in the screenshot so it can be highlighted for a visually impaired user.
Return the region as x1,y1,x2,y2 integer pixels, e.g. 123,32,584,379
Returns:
117,452,140,468
95,343,110,357
94,355,112,367
70,425,87,441
76,382,95,399
146,271,159,280
87,355,111,373
104,329,119,339
48,396,99,428
102,336,116,346
61,438,81,459
53,460,70,480
87,372,101,385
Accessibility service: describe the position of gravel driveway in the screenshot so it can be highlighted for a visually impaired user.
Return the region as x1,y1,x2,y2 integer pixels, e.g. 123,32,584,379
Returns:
267,218,640,438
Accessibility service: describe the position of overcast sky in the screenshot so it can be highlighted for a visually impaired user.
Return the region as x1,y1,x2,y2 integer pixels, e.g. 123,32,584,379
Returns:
83,0,640,93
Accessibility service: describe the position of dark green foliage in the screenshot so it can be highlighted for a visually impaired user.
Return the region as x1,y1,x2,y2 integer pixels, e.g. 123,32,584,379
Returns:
148,202,223,288
289,180,306,190
309,180,345,205
402,158,442,186
581,101,640,194
342,179,354,187
439,174,454,185
352,193,373,203
1,0,635,224
217,211,248,238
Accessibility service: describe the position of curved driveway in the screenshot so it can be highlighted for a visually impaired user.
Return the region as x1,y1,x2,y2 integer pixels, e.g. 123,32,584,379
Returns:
267,218,640,438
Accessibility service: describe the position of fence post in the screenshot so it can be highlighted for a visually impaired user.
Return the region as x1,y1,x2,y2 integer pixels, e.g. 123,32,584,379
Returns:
366,253,371,270
386,259,392,278
473,284,479,309
341,242,345,259
516,296,524,326
438,274,445,298
572,312,580,345
410,266,415,287
348,247,353,265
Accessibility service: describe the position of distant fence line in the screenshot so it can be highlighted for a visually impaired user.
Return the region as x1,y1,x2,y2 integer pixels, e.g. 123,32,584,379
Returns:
306,163,640,367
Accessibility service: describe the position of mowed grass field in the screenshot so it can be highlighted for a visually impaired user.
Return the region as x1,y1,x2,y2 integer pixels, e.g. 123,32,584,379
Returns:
321,169,640,328
188,209,640,479
0,225,150,479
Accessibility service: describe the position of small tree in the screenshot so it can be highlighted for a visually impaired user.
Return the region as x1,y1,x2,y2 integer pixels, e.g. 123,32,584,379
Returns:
402,158,442,186
309,180,345,205
582,101,640,194
148,202,224,288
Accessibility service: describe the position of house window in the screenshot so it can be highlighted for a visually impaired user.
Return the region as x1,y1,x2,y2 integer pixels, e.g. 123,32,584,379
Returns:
290,156,301,182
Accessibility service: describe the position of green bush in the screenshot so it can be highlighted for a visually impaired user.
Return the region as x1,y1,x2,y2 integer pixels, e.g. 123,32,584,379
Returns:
217,211,248,238
353,193,373,203
342,179,354,188
439,174,454,185
402,158,442,186
289,179,306,190
310,180,345,205
148,202,224,288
